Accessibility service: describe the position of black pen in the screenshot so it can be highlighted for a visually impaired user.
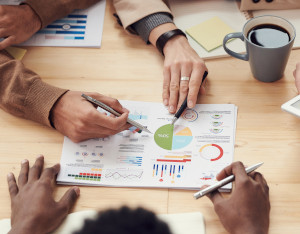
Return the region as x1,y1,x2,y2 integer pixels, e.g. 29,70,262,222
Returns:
171,71,208,125
82,94,152,134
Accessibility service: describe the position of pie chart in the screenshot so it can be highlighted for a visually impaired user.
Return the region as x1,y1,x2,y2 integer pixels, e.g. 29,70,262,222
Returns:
154,124,193,150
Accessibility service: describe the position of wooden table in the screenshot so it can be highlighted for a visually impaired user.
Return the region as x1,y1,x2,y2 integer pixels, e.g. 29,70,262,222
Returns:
1,2,300,233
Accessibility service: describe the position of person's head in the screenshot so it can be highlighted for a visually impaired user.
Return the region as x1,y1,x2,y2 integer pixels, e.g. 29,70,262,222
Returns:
74,206,172,234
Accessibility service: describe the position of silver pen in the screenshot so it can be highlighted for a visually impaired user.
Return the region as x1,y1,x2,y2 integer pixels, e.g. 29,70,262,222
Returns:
193,162,264,199
82,94,152,134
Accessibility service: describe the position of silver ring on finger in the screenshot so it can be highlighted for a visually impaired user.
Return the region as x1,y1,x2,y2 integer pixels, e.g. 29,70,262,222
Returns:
180,76,190,81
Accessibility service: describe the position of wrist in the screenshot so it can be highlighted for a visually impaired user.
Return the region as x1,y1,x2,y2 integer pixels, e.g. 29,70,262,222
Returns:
163,34,188,56
49,91,69,129
21,4,42,31
155,29,187,56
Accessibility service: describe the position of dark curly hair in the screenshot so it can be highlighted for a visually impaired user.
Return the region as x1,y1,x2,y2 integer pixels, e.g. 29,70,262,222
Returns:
74,206,172,234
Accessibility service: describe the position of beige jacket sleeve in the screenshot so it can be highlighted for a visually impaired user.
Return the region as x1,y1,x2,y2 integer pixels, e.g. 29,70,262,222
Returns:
113,0,300,30
0,50,67,127
24,0,101,28
240,0,300,11
113,0,172,30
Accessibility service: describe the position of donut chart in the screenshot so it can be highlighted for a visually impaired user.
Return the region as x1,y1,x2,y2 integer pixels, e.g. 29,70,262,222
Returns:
154,124,193,150
199,144,223,161
182,109,198,122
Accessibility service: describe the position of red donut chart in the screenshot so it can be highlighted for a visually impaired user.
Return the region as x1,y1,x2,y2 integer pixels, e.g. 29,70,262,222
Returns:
199,144,224,161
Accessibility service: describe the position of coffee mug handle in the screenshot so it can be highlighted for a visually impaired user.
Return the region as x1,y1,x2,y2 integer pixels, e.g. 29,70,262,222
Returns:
223,32,249,61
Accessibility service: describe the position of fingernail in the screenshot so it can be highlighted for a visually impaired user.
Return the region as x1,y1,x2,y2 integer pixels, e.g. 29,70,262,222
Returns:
163,99,168,106
188,100,194,108
169,105,174,112
7,173,13,179
36,154,44,159
21,159,28,164
74,187,80,196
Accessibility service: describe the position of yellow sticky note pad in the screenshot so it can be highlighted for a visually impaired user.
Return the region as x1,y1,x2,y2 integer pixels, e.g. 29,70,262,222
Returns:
186,16,234,52
5,47,27,60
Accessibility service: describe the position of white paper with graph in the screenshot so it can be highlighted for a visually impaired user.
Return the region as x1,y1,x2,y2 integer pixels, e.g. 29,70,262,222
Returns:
57,101,237,190
19,1,106,47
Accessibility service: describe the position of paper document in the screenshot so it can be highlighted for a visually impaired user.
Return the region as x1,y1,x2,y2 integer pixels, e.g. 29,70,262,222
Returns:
0,0,21,4
57,101,237,190
19,1,106,48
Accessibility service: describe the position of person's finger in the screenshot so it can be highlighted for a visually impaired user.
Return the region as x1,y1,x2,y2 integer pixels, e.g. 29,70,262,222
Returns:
40,164,60,184
178,64,192,109
187,69,206,108
0,36,15,50
168,64,181,113
58,187,80,214
162,67,171,106
85,108,129,131
28,155,44,182
18,159,29,188
7,172,18,199
72,122,130,142
88,93,125,114
206,190,224,205
216,161,248,182
253,172,269,195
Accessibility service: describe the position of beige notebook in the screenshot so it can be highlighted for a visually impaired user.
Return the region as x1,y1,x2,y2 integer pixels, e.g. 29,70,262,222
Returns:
0,210,205,234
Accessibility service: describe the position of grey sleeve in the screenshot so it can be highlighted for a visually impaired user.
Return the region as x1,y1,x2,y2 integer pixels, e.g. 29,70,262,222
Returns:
131,12,174,43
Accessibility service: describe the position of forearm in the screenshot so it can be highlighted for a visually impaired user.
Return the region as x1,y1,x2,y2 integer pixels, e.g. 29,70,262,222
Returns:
24,0,101,28
0,50,67,127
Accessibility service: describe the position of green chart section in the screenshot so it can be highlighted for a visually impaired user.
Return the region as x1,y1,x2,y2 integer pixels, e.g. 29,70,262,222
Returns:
154,124,193,150
154,124,174,150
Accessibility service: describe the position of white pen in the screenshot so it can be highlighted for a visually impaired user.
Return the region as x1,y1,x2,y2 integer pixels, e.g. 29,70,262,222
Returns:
193,162,264,199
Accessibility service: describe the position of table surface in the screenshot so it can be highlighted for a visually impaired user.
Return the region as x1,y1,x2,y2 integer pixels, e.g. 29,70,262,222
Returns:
1,2,300,233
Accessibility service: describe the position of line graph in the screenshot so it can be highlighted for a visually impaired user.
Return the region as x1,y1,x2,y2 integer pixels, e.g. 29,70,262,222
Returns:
104,170,143,181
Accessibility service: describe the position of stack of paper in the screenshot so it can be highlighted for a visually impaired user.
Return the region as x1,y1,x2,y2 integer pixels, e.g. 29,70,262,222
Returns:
57,101,237,191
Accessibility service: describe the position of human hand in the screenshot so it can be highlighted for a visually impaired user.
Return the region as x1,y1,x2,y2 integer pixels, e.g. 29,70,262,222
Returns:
50,91,131,142
0,4,41,50
205,162,270,234
293,62,300,93
163,36,207,113
7,156,80,234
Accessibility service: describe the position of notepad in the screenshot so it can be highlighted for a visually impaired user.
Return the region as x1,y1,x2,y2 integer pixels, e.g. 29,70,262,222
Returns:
186,16,235,52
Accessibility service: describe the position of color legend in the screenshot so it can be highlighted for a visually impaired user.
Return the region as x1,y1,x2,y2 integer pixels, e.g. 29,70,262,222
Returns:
68,168,102,181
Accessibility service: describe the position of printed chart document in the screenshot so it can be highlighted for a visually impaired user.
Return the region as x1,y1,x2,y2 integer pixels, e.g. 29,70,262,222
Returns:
57,101,237,190
0,0,21,4
19,1,106,48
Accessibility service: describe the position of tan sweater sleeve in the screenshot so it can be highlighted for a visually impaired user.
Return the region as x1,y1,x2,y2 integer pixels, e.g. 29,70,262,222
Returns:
0,50,67,127
113,0,172,30
24,0,101,28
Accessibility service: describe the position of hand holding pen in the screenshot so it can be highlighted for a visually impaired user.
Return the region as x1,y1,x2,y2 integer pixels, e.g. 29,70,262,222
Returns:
51,91,131,143
201,162,270,234
171,71,208,125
